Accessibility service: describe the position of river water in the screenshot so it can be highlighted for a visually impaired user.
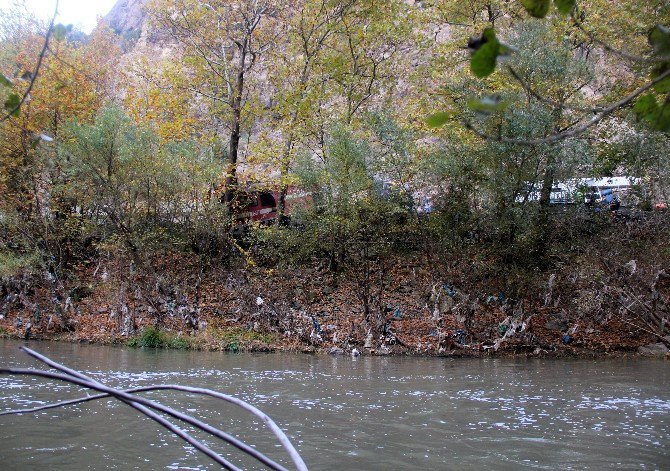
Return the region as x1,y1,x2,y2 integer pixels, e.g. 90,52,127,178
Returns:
0,339,668,470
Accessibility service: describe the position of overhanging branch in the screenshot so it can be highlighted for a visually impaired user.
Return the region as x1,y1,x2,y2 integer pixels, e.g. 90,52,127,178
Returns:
465,68,670,145
0,346,308,471
1,0,59,122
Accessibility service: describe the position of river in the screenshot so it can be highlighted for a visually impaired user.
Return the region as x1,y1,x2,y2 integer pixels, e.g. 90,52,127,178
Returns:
0,339,668,470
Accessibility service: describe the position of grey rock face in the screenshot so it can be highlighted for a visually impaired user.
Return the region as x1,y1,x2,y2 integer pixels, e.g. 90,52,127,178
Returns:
103,0,148,35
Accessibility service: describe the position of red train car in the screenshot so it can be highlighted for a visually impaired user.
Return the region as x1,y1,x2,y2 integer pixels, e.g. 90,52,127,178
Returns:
234,188,313,227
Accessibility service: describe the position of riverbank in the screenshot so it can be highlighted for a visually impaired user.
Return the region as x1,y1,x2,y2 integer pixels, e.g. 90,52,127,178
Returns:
0,286,667,358
0,272,670,358
1,223,669,359
1,331,665,359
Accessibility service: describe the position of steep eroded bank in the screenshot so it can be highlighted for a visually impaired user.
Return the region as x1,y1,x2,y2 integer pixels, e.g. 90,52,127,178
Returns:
2,215,669,358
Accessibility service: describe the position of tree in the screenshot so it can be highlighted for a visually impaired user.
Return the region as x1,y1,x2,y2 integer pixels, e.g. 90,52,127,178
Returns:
0,0,57,122
264,0,355,220
421,0,670,263
507,21,593,258
424,20,598,263
0,11,119,279
258,0,408,220
124,59,200,142
147,0,284,209
60,105,220,259
428,0,670,140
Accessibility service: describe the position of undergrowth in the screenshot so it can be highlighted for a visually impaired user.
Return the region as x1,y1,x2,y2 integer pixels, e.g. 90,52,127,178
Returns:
126,326,277,351
127,327,191,349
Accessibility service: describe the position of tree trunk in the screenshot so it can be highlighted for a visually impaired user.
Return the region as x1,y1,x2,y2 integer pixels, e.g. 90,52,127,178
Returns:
224,43,247,209
534,157,555,262
276,138,293,223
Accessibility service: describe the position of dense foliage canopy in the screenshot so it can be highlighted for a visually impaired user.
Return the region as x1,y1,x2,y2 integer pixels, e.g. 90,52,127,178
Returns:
0,0,669,282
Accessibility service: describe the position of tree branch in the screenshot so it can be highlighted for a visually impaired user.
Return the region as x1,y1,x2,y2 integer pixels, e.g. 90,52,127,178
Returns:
571,14,653,64
465,68,670,145
0,346,307,471
507,66,605,113
1,0,58,122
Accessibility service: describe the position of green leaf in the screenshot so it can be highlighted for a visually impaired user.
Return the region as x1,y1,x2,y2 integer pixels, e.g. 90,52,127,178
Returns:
521,0,551,18
649,25,670,60
652,63,670,93
634,94,670,132
653,77,670,93
657,102,670,132
470,28,500,78
0,73,12,87
426,112,452,128
633,94,659,119
4,93,21,117
554,0,576,15
467,96,508,115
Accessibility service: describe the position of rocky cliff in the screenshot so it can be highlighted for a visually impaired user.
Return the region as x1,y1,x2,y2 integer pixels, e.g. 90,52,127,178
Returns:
104,0,148,35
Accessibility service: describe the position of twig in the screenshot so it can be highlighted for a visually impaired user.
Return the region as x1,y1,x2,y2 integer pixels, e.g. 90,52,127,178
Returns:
1,347,308,471
0,366,242,470
506,66,605,113
464,68,670,145
571,15,652,64
618,313,670,346
21,346,246,469
1,0,59,122
0,385,302,471
21,346,303,471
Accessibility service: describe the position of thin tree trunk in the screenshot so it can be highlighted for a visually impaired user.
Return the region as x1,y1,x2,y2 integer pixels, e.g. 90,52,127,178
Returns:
534,103,565,262
277,137,293,223
224,43,247,209
534,161,554,260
